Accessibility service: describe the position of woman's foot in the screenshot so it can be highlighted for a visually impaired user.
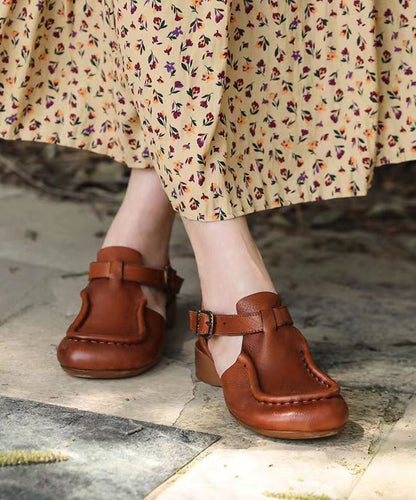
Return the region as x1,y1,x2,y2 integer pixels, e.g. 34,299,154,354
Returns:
183,212,349,438
57,167,185,379
182,215,276,377
102,168,176,319
57,245,183,378
189,290,349,438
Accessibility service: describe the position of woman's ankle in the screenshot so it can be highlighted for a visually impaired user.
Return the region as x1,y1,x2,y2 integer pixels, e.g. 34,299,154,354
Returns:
100,168,176,318
182,214,276,376
199,264,276,313
101,238,170,269
196,237,276,314
183,215,276,313
203,269,276,377
102,167,175,266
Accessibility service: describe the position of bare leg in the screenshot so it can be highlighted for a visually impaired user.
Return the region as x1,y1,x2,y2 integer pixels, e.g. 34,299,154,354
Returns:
102,168,176,318
182,215,276,377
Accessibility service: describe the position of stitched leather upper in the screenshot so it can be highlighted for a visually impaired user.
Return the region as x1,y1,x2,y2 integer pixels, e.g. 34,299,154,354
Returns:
194,291,348,433
57,246,183,373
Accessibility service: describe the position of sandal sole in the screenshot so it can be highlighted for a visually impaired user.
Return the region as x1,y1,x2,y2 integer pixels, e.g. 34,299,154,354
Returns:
195,341,346,439
229,410,346,439
60,356,161,379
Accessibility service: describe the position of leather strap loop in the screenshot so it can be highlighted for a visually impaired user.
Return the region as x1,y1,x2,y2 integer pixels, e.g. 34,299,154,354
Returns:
272,306,293,329
189,306,293,336
89,261,184,294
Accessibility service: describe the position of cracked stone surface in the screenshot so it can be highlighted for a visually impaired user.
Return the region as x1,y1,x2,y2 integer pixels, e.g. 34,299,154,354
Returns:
349,395,416,500
0,303,194,426
0,396,219,500
0,258,57,326
0,190,111,271
0,185,415,500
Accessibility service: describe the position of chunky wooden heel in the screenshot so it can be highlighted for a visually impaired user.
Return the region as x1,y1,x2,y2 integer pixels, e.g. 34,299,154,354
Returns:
195,342,222,387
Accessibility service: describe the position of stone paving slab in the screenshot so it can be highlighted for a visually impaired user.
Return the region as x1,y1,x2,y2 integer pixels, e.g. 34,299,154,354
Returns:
0,186,189,275
0,189,112,272
149,447,357,500
1,186,415,500
0,303,194,426
349,395,416,500
0,396,219,500
0,258,58,326
152,390,413,500
0,185,26,201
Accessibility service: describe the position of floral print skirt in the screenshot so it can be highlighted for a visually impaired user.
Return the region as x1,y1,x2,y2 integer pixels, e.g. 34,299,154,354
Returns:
1,0,415,221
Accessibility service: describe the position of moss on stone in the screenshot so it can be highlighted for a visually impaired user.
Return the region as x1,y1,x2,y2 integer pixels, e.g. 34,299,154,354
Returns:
0,449,68,467
262,492,332,500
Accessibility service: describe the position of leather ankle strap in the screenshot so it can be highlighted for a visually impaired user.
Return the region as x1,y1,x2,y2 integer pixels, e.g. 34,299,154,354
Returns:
189,306,293,337
89,261,184,294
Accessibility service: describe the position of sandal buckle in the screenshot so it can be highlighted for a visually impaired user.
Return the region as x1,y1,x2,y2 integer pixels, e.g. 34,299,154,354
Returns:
196,310,215,337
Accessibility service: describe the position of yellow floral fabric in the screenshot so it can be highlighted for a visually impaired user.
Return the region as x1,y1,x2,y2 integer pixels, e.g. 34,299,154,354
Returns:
1,0,415,221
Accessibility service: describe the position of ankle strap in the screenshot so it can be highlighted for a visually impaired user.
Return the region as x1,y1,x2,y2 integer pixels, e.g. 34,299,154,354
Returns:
89,261,184,294
189,306,293,337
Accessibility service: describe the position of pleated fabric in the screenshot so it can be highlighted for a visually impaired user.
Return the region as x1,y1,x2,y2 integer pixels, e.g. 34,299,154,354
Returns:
1,0,415,220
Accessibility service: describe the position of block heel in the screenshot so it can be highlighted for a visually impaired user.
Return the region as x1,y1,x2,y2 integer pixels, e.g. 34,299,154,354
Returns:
195,342,222,387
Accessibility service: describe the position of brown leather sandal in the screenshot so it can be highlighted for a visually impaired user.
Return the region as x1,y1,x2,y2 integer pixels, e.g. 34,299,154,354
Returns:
189,291,348,439
57,245,184,379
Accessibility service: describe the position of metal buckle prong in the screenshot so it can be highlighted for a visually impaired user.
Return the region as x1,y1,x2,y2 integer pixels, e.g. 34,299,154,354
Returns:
195,309,215,337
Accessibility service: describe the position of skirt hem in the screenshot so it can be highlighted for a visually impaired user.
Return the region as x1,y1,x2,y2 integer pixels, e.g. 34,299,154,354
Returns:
1,135,414,222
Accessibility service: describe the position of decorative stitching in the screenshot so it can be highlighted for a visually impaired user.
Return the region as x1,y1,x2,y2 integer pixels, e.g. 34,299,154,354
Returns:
219,328,261,335
197,328,261,336
67,338,141,346
217,312,261,318
299,349,331,388
241,356,333,406
247,378,335,406
258,396,337,406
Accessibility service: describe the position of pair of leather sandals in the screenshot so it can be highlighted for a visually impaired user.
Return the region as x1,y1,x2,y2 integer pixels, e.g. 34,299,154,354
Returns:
57,245,348,439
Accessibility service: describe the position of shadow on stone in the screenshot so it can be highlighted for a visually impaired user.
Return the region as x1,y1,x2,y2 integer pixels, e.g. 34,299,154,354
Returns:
0,395,219,500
